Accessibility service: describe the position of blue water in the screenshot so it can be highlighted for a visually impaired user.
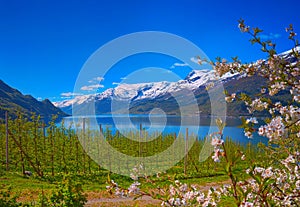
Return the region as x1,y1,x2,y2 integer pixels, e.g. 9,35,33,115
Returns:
61,115,267,146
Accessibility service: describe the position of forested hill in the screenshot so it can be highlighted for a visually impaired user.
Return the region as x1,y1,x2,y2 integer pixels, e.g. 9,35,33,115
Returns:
0,79,68,122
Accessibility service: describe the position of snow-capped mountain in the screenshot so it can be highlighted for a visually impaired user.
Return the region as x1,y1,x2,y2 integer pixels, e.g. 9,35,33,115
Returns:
54,69,239,115
54,46,299,116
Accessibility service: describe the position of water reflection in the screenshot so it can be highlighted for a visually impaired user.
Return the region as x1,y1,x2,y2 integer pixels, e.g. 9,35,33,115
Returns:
61,115,267,145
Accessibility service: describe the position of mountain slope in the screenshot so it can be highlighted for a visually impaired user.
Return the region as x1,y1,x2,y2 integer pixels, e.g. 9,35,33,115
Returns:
54,47,298,117
55,70,239,115
0,80,68,122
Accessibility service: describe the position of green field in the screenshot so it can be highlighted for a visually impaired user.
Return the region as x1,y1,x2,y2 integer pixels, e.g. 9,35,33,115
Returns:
0,115,264,206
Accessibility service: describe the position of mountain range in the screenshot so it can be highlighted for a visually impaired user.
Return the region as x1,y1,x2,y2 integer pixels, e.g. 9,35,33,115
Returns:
2,47,296,122
54,70,270,117
0,80,67,122
55,47,299,117
54,70,239,116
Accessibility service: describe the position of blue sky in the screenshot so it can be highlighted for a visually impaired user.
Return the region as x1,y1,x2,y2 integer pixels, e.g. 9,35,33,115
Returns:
1,0,300,102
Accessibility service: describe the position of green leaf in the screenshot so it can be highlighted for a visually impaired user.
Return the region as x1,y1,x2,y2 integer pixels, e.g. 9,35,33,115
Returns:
261,47,267,52
224,90,229,95
250,38,257,45
225,162,230,173
253,27,263,35
215,118,226,132
269,49,276,56
107,173,111,183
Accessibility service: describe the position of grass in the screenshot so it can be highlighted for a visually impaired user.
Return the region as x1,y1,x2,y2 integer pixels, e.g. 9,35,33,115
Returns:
0,116,265,206
0,169,232,202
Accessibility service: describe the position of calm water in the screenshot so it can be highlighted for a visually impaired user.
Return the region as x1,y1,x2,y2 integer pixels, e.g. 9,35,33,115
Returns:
61,115,267,145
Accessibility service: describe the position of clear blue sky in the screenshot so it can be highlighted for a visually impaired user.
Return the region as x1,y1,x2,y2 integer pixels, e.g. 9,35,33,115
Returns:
1,0,300,102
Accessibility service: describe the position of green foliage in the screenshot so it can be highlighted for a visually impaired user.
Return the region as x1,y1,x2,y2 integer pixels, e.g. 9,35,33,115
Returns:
0,111,266,206
0,80,67,122
0,186,22,207
215,118,225,132
0,176,87,207
47,175,87,207
0,114,102,177
0,113,261,180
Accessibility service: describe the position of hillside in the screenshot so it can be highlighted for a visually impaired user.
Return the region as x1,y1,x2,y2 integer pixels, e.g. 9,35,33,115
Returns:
0,80,68,122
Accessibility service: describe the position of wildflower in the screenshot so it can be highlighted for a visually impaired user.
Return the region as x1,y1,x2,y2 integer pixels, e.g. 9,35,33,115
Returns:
283,182,290,190
130,173,138,181
191,184,197,191
179,183,188,192
248,98,268,112
161,201,167,206
169,185,176,196
254,167,264,174
115,187,126,197
240,201,254,207
257,116,285,141
238,23,250,33
279,106,288,115
128,182,140,194
225,96,234,103
168,198,175,205
246,117,258,124
212,148,223,162
241,154,246,160
269,108,275,114
296,180,300,190
174,198,181,206
225,93,236,103
281,155,296,170
196,193,205,203
211,136,224,147
156,172,161,178
258,126,264,136
132,167,138,173
219,185,230,195
111,180,118,187
183,191,196,200
246,193,253,200
244,131,253,138
262,167,274,179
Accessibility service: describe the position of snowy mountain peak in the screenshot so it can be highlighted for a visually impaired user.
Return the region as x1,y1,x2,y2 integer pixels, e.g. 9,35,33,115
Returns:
53,94,97,108
54,69,238,110
185,69,216,83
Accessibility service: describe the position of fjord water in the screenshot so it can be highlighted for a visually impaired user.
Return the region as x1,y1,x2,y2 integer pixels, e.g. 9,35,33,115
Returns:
61,115,267,145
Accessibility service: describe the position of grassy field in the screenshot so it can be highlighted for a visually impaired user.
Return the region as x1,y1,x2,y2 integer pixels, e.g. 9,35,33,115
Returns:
0,170,235,206
0,115,263,206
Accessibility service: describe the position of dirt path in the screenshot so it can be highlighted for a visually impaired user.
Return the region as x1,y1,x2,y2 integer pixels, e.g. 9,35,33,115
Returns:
85,180,231,207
